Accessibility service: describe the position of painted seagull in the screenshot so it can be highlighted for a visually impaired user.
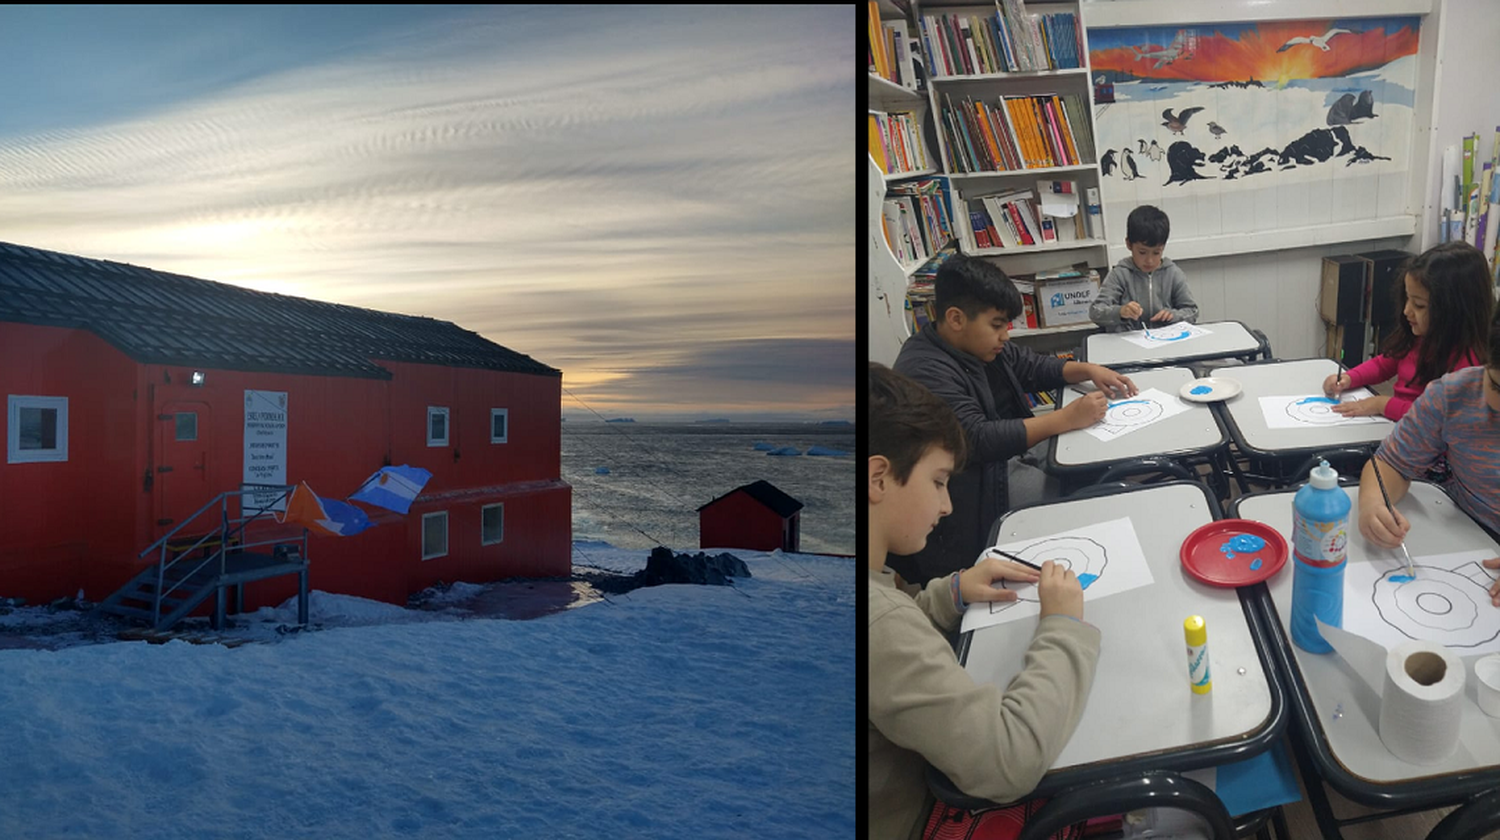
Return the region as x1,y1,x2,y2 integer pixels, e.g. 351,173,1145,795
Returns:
1277,27,1352,52
1207,121,1227,139
1161,107,1204,135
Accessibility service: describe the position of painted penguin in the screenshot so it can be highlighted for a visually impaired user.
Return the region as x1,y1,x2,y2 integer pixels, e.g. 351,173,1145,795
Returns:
1123,148,1141,180
1101,149,1118,176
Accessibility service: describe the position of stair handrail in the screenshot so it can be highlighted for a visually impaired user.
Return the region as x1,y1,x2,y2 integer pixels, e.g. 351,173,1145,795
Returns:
137,485,296,624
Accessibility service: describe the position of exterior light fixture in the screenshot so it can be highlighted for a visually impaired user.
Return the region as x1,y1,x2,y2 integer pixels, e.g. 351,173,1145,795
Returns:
191,371,206,387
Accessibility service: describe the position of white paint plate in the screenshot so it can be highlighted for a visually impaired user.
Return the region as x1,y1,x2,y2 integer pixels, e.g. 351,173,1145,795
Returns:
1180,377,1242,403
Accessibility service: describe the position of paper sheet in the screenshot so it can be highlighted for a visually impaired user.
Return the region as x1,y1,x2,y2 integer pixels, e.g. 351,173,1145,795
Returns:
1118,322,1213,348
1081,387,1192,442
1340,549,1500,654
1257,389,1386,429
961,516,1155,633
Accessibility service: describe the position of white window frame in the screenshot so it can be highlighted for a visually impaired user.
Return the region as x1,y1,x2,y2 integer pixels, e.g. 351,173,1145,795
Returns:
421,511,449,560
489,408,509,444
426,406,450,447
7,395,69,464
481,503,505,546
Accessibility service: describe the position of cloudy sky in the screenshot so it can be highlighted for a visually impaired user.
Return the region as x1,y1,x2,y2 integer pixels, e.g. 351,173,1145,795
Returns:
0,5,853,421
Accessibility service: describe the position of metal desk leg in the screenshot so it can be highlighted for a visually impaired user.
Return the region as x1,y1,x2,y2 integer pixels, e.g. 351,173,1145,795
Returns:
1288,722,1346,840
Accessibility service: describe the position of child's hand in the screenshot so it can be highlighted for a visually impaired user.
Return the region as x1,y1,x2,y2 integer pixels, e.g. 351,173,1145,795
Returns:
1148,309,1174,322
1359,503,1410,549
1087,365,1138,399
1485,558,1500,607
1332,396,1387,417
1061,391,1108,430
1323,373,1348,398
1120,301,1144,320
1037,560,1084,620
961,555,1042,604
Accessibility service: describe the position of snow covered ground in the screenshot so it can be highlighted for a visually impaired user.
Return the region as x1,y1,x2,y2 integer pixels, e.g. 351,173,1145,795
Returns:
0,543,855,839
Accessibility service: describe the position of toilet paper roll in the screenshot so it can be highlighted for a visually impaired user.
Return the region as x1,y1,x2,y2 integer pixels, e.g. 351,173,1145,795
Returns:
1315,619,1466,765
1377,641,1465,765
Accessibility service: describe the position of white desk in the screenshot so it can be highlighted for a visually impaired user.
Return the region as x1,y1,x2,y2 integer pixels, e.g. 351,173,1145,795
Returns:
1209,358,1394,463
1236,484,1500,787
1049,367,1227,477
1085,320,1263,369
962,483,1276,778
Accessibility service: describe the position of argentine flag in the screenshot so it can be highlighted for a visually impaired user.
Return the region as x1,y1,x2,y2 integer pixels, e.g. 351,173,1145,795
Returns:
349,465,432,515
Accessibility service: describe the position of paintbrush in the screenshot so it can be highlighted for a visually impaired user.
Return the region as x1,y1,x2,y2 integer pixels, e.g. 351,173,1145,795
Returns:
982,548,1043,572
1371,460,1416,578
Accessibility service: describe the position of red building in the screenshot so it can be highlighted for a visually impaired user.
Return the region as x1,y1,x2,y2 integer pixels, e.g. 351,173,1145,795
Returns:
697,480,802,553
0,241,570,615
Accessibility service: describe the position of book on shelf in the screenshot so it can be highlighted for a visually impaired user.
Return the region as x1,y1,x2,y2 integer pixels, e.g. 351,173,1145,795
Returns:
870,111,929,176
1036,179,1083,241
919,5,1082,78
885,178,954,263
1084,187,1103,240
967,189,1060,250
940,93,1087,173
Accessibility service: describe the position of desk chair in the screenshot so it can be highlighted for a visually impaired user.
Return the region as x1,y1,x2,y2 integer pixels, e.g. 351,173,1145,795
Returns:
1426,787,1500,840
1283,446,1375,488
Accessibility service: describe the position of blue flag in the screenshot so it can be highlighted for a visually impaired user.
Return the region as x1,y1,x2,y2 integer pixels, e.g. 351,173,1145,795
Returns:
348,465,432,515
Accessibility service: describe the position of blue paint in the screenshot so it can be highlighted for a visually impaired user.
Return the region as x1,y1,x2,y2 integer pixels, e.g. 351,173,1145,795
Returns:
1146,328,1191,342
1219,534,1266,559
1296,396,1339,405
1108,399,1151,408
1250,559,1263,570
1077,573,1098,589
1190,385,1213,395
1390,574,1414,583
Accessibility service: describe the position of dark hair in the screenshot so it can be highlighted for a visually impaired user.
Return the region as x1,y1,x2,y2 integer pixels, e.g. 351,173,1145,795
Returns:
868,362,967,481
1490,304,1500,372
1380,242,1494,386
933,254,1022,324
1126,205,1170,247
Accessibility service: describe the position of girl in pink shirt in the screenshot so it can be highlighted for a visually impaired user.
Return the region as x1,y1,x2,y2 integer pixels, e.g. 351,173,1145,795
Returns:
1324,241,1493,420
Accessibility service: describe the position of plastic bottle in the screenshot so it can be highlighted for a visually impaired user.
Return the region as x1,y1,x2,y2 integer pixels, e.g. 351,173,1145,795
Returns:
1290,460,1352,653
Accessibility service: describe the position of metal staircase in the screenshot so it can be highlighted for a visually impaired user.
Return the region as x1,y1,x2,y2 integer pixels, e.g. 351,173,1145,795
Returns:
98,486,311,632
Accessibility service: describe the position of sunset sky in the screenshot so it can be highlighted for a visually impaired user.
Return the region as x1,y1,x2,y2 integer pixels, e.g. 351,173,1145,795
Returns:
0,5,852,421
1089,18,1419,84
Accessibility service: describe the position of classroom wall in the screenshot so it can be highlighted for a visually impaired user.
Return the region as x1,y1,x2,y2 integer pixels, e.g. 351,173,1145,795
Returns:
1171,236,1410,360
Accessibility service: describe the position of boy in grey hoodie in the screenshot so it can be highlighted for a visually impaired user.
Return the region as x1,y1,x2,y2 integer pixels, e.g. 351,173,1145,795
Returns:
1089,205,1199,332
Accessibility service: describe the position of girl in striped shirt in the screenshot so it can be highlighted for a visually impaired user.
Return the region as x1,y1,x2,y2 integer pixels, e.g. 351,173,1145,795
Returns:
1359,303,1500,607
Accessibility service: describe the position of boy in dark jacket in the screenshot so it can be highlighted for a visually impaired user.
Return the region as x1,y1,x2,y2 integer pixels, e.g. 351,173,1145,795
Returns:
890,255,1138,585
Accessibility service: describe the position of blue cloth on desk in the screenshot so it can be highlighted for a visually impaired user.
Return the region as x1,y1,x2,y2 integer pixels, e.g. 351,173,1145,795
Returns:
1212,741,1301,816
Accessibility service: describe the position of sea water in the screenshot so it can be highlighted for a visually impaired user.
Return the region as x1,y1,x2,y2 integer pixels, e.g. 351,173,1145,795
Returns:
562,422,855,556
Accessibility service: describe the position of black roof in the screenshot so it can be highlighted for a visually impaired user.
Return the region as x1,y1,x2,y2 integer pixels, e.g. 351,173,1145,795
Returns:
0,241,558,379
697,479,803,518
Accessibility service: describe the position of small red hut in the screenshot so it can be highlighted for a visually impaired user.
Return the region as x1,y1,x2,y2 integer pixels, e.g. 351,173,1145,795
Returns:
697,480,802,553
0,240,571,615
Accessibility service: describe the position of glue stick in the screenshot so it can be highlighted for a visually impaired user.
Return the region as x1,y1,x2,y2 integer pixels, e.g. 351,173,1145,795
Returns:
1185,615,1211,694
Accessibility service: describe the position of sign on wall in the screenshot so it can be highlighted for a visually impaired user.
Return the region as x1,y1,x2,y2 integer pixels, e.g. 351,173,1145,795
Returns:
1086,17,1420,240
243,390,288,513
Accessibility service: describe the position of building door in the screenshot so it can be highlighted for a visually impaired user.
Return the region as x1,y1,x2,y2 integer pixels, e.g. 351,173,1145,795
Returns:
154,401,213,540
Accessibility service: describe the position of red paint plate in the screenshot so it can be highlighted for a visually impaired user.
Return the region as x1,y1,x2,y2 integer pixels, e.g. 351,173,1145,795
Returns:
1180,519,1289,588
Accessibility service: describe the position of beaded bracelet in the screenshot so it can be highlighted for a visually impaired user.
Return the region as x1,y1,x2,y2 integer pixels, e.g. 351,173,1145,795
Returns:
950,571,966,610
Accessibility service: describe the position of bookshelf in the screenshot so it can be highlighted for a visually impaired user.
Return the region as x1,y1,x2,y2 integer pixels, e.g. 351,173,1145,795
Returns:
869,0,1109,374
869,0,962,366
